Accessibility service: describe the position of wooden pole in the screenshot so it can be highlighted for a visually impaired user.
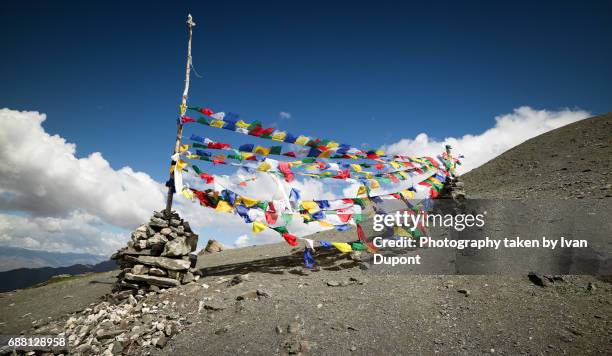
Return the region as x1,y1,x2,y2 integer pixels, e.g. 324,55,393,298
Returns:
165,14,196,216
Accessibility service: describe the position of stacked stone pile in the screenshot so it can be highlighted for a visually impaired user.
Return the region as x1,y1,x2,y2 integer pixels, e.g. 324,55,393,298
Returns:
111,210,199,292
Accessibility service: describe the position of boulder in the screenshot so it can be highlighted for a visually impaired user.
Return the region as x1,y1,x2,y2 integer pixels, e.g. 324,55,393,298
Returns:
199,240,224,255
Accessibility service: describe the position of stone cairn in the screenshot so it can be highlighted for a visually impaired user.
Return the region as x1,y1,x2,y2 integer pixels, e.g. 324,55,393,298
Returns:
111,210,199,293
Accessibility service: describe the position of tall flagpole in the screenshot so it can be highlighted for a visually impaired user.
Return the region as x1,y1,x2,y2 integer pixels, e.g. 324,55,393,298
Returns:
165,14,196,216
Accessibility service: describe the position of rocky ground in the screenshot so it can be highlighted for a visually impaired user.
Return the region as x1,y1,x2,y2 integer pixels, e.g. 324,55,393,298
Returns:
0,113,610,355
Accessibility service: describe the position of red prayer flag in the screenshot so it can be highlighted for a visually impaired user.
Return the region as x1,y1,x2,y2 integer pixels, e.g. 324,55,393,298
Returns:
282,233,298,246
200,108,214,116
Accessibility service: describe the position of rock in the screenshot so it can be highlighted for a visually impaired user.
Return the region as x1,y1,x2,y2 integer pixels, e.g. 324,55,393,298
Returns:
165,323,178,336
167,270,182,280
182,272,195,284
149,217,169,228
185,233,198,252
202,301,227,311
112,341,123,354
287,322,301,334
528,272,547,287
256,289,271,298
587,282,597,291
160,227,172,235
275,325,283,334
96,329,124,340
236,290,259,301
188,254,198,268
124,273,181,287
149,268,167,277
327,280,340,287
229,274,248,286
349,251,362,261
131,264,148,275
148,233,168,245
199,239,224,254
156,335,168,348
215,326,230,335
134,256,190,271
148,285,160,293
170,218,181,227
161,236,192,257
136,240,147,250
457,289,470,297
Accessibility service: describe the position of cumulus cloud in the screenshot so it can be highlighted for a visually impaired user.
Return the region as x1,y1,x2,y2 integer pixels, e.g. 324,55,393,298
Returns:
0,109,166,229
279,111,292,120
0,109,244,254
381,106,590,173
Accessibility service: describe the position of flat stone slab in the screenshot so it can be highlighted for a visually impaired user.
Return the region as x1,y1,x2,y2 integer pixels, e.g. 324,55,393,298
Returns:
135,256,190,271
124,273,180,287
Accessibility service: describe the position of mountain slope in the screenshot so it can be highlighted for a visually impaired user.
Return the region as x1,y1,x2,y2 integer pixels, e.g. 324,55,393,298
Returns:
462,113,611,199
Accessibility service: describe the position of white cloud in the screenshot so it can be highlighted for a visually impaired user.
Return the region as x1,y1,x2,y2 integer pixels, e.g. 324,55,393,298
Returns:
234,234,251,248
0,211,127,255
0,108,248,255
279,111,292,120
381,106,590,173
0,109,166,229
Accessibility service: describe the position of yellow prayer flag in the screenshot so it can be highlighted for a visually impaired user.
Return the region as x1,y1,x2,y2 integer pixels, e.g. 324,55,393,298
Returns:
428,177,442,187
252,221,267,234
236,120,250,129
176,160,188,170
389,161,400,169
181,188,194,200
326,141,339,149
254,146,270,155
357,185,367,196
350,164,362,172
179,144,189,153
241,152,255,160
318,220,333,227
272,131,287,141
394,226,412,237
400,189,415,199
301,201,320,213
215,201,233,213
240,196,258,207
257,162,272,171
318,150,333,158
295,136,310,145
210,120,225,128
331,242,353,253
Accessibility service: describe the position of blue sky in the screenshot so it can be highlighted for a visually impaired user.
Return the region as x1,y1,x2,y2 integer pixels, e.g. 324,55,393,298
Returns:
0,1,611,254
2,0,611,182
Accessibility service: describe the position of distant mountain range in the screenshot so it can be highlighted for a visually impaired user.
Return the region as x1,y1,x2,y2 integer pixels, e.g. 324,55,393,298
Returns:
0,246,117,292
0,259,118,292
0,246,108,272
